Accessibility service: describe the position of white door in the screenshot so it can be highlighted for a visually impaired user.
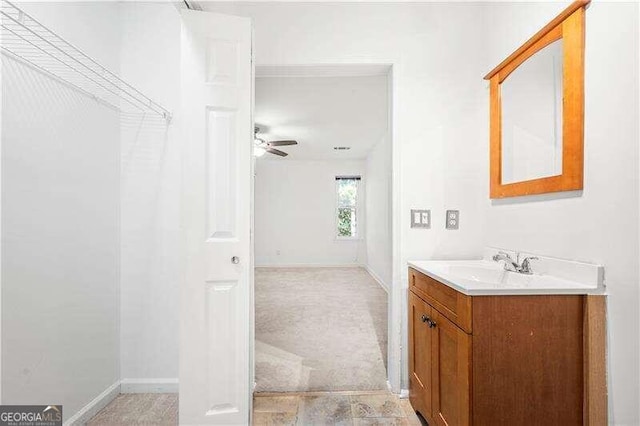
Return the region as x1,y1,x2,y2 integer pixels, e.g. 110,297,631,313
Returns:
179,9,253,426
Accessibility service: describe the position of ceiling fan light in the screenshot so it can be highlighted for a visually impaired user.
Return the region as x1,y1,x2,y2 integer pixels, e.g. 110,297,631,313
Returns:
254,145,266,157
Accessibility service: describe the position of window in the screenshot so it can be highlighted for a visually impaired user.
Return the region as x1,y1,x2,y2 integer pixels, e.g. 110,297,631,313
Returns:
336,176,361,238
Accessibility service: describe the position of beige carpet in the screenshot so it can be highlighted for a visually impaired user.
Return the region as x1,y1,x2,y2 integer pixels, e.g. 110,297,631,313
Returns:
255,267,388,392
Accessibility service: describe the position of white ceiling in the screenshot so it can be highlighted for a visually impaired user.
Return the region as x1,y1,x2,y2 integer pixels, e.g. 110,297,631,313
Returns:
256,64,391,78
255,71,389,160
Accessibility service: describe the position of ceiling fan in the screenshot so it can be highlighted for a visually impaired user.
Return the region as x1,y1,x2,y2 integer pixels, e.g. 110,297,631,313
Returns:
253,126,298,157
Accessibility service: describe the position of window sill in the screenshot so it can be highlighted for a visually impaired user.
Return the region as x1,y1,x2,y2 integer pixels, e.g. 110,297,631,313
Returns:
335,237,363,242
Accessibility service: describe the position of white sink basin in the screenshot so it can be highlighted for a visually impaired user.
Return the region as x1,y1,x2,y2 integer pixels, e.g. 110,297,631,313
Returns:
408,259,602,296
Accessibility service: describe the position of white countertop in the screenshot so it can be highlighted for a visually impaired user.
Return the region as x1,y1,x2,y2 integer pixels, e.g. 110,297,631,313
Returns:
408,259,604,296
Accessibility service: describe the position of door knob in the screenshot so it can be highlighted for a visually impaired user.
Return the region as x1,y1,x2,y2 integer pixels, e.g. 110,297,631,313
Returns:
231,256,240,264
421,315,429,323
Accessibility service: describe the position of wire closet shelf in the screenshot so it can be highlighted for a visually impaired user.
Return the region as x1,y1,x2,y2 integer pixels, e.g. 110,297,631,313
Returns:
0,0,172,122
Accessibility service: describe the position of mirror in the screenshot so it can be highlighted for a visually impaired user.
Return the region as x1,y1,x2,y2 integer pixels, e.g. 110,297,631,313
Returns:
485,0,588,199
501,39,563,185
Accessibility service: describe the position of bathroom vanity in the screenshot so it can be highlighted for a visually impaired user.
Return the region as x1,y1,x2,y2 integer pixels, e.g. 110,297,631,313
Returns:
407,1,606,424
407,254,606,426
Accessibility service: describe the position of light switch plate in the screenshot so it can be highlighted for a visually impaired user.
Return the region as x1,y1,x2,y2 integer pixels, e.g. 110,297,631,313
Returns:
446,210,459,230
411,209,430,229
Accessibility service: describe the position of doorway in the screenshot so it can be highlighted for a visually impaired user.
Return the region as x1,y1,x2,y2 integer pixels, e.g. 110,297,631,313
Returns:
252,65,394,394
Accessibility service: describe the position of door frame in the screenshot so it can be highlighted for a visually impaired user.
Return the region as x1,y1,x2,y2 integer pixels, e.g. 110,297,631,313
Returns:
248,63,401,395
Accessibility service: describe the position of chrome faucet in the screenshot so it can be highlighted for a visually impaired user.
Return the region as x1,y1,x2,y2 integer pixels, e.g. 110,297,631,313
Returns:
492,251,539,274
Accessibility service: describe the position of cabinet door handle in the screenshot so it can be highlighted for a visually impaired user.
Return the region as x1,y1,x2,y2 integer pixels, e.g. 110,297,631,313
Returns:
421,314,429,323
428,319,437,328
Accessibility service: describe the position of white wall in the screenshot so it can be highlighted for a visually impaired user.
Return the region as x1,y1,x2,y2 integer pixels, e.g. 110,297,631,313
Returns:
118,2,181,387
365,133,392,291
255,160,367,266
1,1,183,415
483,2,639,424
1,2,121,421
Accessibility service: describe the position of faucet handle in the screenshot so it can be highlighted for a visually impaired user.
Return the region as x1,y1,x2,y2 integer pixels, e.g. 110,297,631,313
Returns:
520,256,539,274
492,251,512,261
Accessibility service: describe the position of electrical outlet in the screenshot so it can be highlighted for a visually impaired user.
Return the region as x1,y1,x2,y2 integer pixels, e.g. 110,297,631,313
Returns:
446,210,459,230
411,209,430,229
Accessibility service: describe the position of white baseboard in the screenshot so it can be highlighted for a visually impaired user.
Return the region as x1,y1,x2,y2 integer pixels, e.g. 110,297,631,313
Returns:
364,264,389,293
64,381,120,426
255,263,364,268
120,378,178,393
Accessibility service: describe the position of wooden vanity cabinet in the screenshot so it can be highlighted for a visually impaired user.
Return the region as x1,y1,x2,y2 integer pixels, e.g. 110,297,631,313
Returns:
409,270,471,426
408,292,432,418
408,267,606,426
430,308,471,426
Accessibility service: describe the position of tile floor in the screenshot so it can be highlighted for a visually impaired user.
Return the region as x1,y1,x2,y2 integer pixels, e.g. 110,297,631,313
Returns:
253,392,423,426
86,391,423,426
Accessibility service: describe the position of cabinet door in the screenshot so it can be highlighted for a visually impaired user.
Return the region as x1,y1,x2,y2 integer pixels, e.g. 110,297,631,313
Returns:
408,292,433,420
431,309,471,426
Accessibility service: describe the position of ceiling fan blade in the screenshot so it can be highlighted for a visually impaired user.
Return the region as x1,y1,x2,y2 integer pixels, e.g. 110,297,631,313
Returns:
267,140,298,146
266,148,288,157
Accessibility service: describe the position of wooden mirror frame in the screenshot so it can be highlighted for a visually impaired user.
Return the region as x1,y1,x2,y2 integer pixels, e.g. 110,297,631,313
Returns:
485,0,589,199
